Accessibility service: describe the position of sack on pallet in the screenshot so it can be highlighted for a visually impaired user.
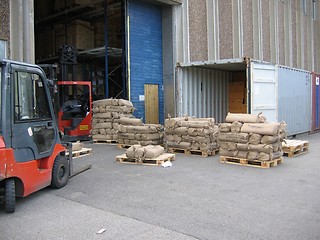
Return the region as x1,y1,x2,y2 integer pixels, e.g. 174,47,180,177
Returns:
166,141,190,149
249,133,262,144
166,134,182,143
144,145,164,159
165,127,188,135
126,125,162,134
138,133,163,141
257,151,283,161
236,151,248,159
118,117,143,126
226,113,266,123
93,122,113,129
218,141,237,151
93,112,113,119
261,135,279,144
219,123,232,132
230,121,243,133
126,145,141,160
180,120,211,129
219,148,238,157
247,151,259,160
118,99,133,107
164,117,187,129
218,132,250,143
240,123,281,135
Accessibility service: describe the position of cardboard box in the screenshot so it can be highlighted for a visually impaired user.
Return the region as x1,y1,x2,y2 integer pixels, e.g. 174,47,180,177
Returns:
55,20,94,51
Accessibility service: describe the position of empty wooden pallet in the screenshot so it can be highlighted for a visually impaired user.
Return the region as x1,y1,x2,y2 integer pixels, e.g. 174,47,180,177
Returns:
116,153,175,166
220,156,283,168
282,139,309,157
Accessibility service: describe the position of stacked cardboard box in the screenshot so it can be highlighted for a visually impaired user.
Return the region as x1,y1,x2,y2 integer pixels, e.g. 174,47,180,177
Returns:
55,20,94,52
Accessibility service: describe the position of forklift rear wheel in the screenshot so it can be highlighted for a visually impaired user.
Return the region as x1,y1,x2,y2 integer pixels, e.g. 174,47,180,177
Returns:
5,179,15,213
51,156,69,189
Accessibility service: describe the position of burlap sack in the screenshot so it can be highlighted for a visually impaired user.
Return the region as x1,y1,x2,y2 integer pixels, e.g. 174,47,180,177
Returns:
139,133,163,141
118,117,143,126
118,132,136,140
218,141,237,151
237,151,248,159
249,134,262,144
218,132,250,143
261,135,279,144
118,99,133,107
92,134,114,140
218,123,232,132
191,142,200,150
165,127,188,135
164,117,186,128
225,113,266,123
144,145,164,159
93,122,113,129
230,121,243,133
247,151,259,160
93,112,113,119
166,141,190,149
219,148,238,157
165,134,182,143
125,145,141,160
126,125,162,134
240,123,281,135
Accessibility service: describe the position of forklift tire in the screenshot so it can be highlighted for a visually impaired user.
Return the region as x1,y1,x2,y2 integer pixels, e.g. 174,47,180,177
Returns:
5,179,15,213
51,155,69,189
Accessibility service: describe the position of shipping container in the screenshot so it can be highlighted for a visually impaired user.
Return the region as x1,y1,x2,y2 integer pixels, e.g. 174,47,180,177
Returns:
176,59,278,123
312,72,320,132
176,59,313,136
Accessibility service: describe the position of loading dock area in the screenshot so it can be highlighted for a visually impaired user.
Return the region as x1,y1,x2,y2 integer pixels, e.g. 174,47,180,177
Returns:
1,132,320,239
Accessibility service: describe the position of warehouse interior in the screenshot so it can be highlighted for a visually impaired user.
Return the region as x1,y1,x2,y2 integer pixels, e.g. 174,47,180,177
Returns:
34,0,125,101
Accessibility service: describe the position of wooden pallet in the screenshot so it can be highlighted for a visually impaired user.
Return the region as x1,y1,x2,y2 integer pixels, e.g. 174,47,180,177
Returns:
67,148,92,158
116,153,175,166
117,144,133,150
167,148,219,157
93,139,118,144
220,156,283,169
282,139,309,157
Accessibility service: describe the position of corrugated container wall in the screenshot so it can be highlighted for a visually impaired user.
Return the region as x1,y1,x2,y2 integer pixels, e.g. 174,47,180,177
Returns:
178,0,320,73
176,67,230,123
277,66,312,136
312,72,320,132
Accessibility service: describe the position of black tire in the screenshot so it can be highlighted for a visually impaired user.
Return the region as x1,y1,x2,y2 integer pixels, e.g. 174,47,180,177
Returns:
5,179,15,213
51,155,69,189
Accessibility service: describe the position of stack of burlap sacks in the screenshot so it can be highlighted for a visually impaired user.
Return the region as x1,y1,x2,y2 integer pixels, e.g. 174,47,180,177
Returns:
125,145,165,162
218,113,286,161
117,117,164,146
92,99,135,141
164,116,219,153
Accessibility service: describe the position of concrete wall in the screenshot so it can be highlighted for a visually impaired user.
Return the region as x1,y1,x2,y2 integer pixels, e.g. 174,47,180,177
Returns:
0,0,10,57
181,0,320,72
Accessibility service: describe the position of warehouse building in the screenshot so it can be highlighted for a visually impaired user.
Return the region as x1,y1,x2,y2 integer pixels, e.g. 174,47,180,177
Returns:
0,0,319,135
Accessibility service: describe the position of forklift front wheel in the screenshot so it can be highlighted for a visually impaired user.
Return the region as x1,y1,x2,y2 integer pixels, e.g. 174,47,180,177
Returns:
51,156,69,189
5,179,16,213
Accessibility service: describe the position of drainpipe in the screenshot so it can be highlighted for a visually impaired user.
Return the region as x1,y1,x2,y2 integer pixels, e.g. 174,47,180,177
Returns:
23,0,35,63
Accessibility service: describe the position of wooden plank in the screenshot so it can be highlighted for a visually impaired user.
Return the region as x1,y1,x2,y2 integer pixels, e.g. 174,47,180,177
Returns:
144,84,159,124
220,156,283,168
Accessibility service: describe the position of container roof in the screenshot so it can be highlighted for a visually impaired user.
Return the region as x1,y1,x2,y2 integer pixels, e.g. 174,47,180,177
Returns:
177,58,248,72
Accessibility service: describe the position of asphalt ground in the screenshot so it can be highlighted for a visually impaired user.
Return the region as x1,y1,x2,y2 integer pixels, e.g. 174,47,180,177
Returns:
1,133,320,240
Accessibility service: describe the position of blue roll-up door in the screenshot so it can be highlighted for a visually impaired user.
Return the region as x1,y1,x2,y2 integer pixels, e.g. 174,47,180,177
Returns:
128,0,164,123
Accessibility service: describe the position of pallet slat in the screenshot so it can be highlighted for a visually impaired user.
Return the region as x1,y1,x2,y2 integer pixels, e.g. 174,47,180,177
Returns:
93,139,118,144
67,148,92,158
220,156,283,168
167,147,219,157
116,153,175,166
282,139,309,157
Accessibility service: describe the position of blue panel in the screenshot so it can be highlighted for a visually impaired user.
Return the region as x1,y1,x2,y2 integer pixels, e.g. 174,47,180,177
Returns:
128,0,164,123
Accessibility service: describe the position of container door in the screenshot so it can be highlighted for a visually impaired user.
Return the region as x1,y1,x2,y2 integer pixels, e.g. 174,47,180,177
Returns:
250,62,277,122
312,73,320,131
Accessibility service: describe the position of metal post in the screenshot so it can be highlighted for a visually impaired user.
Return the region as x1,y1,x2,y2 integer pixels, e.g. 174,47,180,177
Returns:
104,0,109,98
122,0,127,99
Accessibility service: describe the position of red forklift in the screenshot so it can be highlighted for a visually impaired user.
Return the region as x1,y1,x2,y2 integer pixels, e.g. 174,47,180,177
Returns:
41,45,92,142
0,59,74,213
